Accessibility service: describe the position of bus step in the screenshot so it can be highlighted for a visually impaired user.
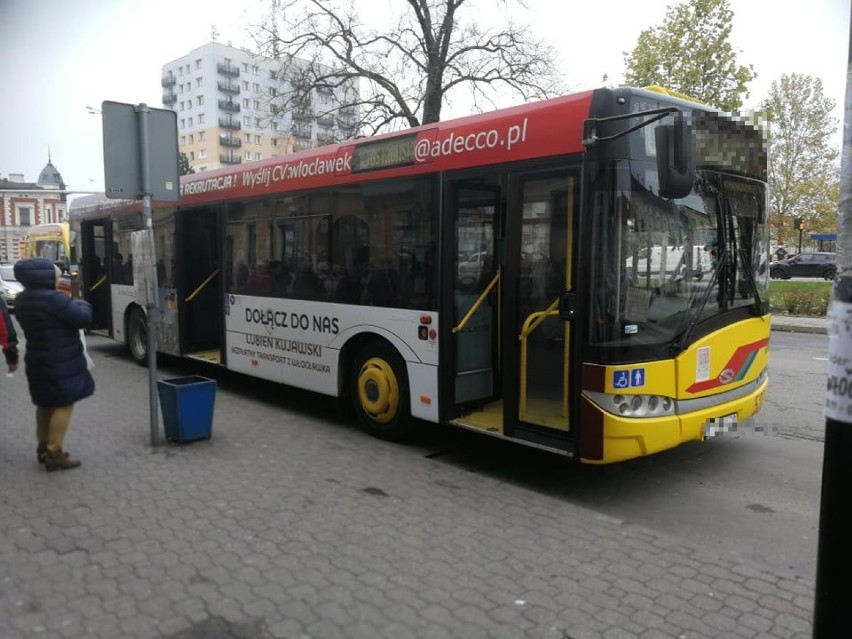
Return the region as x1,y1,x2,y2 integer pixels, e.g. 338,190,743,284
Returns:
511,423,575,454
186,350,221,365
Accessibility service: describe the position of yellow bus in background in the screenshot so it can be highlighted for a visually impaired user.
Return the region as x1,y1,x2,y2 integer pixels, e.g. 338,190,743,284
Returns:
22,222,79,295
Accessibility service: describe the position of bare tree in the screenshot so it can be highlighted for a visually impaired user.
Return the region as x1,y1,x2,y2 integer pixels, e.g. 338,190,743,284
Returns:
252,0,562,142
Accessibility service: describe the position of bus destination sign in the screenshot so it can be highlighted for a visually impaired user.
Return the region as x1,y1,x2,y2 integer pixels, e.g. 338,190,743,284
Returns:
352,134,417,173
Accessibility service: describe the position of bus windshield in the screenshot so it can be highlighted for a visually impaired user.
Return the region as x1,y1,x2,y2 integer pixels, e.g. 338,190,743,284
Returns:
589,161,768,356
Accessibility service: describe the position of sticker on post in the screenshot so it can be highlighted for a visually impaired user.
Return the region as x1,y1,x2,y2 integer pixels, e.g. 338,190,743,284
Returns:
826,300,852,421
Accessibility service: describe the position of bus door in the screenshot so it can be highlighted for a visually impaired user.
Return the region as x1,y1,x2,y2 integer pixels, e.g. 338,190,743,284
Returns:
79,220,111,334
176,206,223,363
502,170,579,450
449,182,501,410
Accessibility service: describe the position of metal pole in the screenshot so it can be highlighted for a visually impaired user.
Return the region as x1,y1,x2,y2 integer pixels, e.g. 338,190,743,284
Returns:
814,14,852,637
137,104,161,447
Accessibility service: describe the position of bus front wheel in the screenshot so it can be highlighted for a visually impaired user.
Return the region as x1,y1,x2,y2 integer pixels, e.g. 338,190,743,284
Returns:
127,307,148,366
351,342,412,441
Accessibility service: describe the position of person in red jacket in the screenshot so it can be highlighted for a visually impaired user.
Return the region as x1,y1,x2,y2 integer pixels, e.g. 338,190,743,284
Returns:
0,296,19,374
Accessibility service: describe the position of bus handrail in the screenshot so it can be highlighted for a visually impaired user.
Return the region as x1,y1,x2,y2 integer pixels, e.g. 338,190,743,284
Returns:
519,298,567,422
185,269,220,303
519,298,560,340
452,271,501,334
89,275,108,292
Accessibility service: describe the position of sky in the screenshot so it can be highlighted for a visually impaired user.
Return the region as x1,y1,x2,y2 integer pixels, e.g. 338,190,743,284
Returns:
0,0,848,196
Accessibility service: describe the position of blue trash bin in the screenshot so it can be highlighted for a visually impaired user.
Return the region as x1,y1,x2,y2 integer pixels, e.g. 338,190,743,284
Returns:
157,376,216,442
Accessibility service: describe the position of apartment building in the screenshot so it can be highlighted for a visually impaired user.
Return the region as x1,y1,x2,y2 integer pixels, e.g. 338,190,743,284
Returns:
162,41,357,173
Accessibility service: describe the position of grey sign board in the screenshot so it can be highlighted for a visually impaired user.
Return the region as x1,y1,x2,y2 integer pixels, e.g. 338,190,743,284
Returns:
102,101,179,201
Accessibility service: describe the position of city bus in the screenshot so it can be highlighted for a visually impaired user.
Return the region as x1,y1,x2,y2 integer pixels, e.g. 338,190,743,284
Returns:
69,86,770,463
22,221,79,295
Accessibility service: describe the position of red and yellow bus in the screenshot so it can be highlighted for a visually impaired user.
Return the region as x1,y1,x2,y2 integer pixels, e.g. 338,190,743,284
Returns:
69,86,770,463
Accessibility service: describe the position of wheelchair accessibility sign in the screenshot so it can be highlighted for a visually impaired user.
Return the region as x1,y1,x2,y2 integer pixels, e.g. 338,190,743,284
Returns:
613,368,645,389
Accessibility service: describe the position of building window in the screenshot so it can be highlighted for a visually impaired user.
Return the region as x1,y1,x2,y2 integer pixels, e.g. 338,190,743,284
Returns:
198,113,205,124
180,135,186,144
189,152,195,160
269,87,277,97
244,133,251,143
197,95,204,106
243,98,250,108
18,206,32,226
243,80,249,90
188,134,194,144
254,117,261,127
195,58,202,69
180,118,185,128
254,100,260,111
245,150,252,160
242,62,249,72
271,120,278,130
272,138,279,147
188,117,193,127
196,77,203,88
254,152,261,161
199,131,206,141
253,83,259,92
179,101,185,111
252,66,259,75
254,134,261,144
199,149,207,159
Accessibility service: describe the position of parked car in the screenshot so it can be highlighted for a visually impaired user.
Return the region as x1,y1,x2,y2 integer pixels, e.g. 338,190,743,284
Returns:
769,251,836,280
0,262,23,310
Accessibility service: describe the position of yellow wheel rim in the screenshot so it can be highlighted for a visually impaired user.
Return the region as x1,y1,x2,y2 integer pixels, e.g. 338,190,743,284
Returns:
357,357,399,424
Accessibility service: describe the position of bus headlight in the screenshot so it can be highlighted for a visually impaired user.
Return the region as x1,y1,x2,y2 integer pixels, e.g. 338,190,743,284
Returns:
584,391,676,417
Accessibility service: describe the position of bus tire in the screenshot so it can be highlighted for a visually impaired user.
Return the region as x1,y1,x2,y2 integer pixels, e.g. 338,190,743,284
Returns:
350,341,412,441
127,307,148,367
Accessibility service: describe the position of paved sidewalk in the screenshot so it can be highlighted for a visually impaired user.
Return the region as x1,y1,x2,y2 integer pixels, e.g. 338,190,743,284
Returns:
770,314,830,335
0,331,814,639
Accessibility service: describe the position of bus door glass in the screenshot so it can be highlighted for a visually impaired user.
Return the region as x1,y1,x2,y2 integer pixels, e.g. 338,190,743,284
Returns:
507,171,578,434
80,220,111,333
451,182,500,406
177,206,223,357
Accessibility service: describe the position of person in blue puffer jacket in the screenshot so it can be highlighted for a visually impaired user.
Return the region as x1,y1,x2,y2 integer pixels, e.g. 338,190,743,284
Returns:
13,258,94,471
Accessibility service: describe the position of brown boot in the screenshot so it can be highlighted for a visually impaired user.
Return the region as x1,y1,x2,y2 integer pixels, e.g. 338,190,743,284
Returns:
44,447,81,472
37,443,69,464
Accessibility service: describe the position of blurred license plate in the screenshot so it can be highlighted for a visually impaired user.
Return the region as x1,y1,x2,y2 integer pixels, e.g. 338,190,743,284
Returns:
704,413,737,438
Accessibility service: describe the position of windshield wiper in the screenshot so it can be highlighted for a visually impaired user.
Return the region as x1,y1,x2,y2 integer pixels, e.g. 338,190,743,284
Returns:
671,249,726,354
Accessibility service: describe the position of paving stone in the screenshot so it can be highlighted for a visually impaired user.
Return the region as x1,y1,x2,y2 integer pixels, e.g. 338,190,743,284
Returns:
0,333,815,638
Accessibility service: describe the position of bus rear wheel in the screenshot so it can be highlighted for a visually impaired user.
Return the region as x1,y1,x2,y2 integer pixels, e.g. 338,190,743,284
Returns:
351,342,412,441
127,307,148,366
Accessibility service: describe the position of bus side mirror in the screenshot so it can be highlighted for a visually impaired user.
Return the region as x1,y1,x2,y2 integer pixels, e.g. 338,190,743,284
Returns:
655,113,695,199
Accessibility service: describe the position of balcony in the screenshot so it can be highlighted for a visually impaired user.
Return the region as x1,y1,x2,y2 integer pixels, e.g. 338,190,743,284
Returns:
293,139,313,151
292,108,313,122
218,100,241,113
219,135,242,148
162,92,177,105
219,118,241,130
161,74,176,87
217,63,240,77
217,81,240,95
220,154,242,164
317,115,336,128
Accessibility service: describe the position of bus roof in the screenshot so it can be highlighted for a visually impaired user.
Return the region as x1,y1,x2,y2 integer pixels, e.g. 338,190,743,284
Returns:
70,86,733,220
